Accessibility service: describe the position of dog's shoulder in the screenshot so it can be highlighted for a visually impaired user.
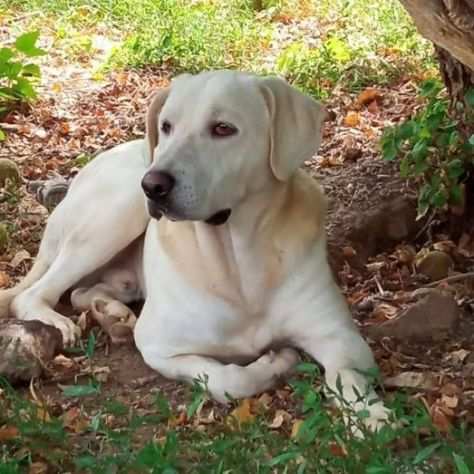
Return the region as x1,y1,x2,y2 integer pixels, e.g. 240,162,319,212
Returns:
272,170,327,250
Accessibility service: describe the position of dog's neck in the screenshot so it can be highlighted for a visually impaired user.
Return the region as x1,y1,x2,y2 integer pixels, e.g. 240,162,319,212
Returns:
157,170,325,310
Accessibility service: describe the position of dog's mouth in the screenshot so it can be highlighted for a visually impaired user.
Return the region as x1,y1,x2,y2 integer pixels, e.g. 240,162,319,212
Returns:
205,209,232,226
147,201,164,221
147,201,231,226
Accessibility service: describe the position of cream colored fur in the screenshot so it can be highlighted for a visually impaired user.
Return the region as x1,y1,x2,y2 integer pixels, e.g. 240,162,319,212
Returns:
0,70,389,431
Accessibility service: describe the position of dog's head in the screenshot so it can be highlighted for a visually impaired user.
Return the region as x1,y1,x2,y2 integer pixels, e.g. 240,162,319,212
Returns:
142,70,326,224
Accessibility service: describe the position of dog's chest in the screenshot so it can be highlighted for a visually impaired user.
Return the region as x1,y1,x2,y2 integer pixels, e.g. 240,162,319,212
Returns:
155,220,286,314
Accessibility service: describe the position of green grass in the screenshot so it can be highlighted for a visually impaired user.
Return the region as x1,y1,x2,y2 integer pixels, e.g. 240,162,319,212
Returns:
1,365,473,473
2,0,435,97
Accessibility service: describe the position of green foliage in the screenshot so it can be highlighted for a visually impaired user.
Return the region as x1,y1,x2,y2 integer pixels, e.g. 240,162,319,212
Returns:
3,0,434,99
382,80,474,215
2,368,474,473
0,31,45,113
107,0,270,74
276,36,354,98
275,0,434,97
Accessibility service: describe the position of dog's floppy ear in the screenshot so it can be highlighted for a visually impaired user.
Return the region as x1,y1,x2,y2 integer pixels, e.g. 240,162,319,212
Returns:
145,87,170,162
259,77,327,181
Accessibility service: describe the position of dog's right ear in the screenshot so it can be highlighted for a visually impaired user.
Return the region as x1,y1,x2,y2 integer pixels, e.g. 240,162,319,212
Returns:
145,87,171,163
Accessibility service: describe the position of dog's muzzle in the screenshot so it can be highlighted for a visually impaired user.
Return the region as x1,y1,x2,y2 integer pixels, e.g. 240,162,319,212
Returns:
141,170,231,225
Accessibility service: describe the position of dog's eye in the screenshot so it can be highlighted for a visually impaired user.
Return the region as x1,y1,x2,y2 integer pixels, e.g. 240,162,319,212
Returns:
160,120,172,135
211,122,237,138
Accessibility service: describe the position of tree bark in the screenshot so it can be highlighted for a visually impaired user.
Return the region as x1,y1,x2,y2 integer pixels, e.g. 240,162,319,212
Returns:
399,0,474,71
399,0,473,126
399,1,474,231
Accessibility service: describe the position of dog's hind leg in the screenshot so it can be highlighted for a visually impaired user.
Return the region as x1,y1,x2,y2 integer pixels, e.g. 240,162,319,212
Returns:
11,203,147,346
0,257,49,318
9,141,150,345
0,219,60,318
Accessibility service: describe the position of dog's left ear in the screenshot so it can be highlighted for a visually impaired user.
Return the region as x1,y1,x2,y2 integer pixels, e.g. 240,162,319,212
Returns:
145,87,171,163
259,77,327,181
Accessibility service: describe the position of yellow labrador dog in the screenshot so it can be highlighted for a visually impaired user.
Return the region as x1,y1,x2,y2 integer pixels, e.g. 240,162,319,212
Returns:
0,70,388,429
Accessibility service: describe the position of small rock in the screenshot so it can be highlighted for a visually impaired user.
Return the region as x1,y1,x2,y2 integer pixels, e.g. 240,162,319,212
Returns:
27,177,70,212
368,291,460,341
342,135,362,161
0,320,63,382
0,158,21,188
416,250,453,281
348,197,418,262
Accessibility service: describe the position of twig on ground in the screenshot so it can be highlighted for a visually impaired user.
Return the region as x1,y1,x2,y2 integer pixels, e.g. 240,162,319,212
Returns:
425,271,474,288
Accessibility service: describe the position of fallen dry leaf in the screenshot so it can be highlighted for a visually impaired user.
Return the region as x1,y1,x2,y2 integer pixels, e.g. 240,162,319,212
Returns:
268,410,291,429
329,441,348,457
256,392,273,411
372,303,398,321
0,425,19,441
290,419,304,439
366,261,385,273
52,354,75,370
367,100,380,114
196,408,216,426
93,365,111,383
440,383,462,396
343,111,360,127
9,250,31,268
168,411,187,428
441,394,459,409
393,245,416,264
63,407,89,433
0,271,10,288
356,87,382,106
227,399,255,429
384,371,436,390
51,82,63,94
28,461,49,474
431,406,452,433
447,349,470,365
33,404,51,423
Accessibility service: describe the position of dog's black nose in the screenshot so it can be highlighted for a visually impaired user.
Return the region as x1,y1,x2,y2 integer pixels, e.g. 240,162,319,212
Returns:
141,170,175,200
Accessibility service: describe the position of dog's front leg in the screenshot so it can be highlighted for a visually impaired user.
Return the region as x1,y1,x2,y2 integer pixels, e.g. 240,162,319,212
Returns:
292,280,390,433
138,347,300,403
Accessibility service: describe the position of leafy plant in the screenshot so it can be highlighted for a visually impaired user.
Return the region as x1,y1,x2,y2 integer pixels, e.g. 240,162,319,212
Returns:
276,35,354,98
0,31,45,113
381,79,474,216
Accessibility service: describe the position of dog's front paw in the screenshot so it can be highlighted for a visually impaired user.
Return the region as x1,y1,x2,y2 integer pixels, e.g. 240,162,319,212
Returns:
255,347,300,376
44,314,81,347
20,313,80,347
348,401,392,438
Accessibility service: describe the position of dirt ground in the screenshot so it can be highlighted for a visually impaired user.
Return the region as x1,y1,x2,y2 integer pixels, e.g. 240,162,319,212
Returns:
2,64,474,441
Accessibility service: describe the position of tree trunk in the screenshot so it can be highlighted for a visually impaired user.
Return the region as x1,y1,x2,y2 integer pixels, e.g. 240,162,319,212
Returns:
400,0,474,128
399,0,474,71
435,45,473,135
399,1,474,232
